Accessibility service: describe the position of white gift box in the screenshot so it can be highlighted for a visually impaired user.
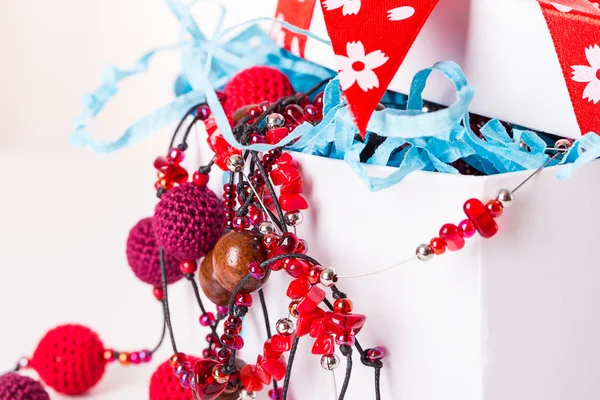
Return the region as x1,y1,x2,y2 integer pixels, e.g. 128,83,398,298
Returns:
183,130,600,400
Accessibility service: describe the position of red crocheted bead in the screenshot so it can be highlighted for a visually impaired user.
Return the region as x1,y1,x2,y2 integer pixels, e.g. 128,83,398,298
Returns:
149,356,199,400
222,66,295,116
30,324,106,396
0,373,49,400
126,217,183,286
153,183,225,260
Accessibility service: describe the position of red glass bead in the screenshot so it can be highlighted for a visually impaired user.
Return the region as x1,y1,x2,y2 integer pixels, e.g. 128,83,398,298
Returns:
285,258,310,278
335,333,356,346
231,335,244,350
223,191,236,201
270,165,302,186
169,352,189,368
309,317,332,339
193,171,210,186
240,364,264,392
307,265,323,285
275,153,299,168
312,334,336,355
224,211,235,221
259,355,287,381
280,193,309,211
284,104,306,124
202,348,213,358
458,219,476,238
205,117,219,135
248,105,264,118
167,148,185,163
439,223,465,251
206,333,219,344
289,300,300,317
194,359,228,400
180,260,197,274
313,92,324,109
324,311,367,336
286,277,311,299
208,133,230,154
303,104,320,122
248,261,266,280
217,348,232,363
486,199,504,218
430,237,447,255
278,233,299,252
200,312,216,327
153,287,164,301
232,216,250,231
264,338,284,358
296,307,325,337
263,233,279,250
226,316,242,328
223,200,235,209
464,198,499,238
333,298,353,314
271,333,293,353
366,347,387,362
255,355,273,385
223,321,242,336
250,133,266,145
295,239,308,255
129,352,141,364
297,286,326,314
234,292,253,307
196,105,211,120
266,127,290,145
118,352,131,365
281,179,304,195
103,349,115,362
258,101,270,112
269,387,284,400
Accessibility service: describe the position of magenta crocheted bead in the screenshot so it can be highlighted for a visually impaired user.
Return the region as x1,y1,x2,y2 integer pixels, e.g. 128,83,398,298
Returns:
126,217,183,286
0,374,50,400
153,183,225,260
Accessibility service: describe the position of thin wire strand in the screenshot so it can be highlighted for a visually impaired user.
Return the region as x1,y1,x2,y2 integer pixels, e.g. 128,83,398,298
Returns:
337,256,417,279
512,151,562,194
331,371,339,400
243,171,284,235
159,247,178,354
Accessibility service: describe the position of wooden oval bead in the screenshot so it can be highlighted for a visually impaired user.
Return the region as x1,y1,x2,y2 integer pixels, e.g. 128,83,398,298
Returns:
199,250,232,306
212,231,270,293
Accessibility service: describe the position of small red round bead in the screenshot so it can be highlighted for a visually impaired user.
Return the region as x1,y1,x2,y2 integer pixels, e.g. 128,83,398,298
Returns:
458,219,476,238
153,287,164,301
366,347,387,362
333,298,353,314
429,237,447,255
235,292,253,307
103,349,115,363
199,312,216,327
307,265,323,285
192,171,210,186
180,260,197,274
167,148,185,163
486,199,504,218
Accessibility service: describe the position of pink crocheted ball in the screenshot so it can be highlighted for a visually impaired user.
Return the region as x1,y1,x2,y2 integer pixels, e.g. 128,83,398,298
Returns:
126,217,183,286
222,66,295,115
153,183,225,260
0,374,49,400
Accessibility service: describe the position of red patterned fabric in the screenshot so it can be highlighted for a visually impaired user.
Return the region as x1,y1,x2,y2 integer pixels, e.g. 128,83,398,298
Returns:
0,374,49,400
272,0,317,57
30,324,106,396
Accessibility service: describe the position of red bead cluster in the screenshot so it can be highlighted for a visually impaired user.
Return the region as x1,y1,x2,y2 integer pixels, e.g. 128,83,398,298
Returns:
103,348,152,365
269,152,308,212
205,116,241,171
154,148,188,191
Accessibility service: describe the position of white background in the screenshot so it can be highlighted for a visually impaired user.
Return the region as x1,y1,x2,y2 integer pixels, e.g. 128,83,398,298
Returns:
0,0,274,398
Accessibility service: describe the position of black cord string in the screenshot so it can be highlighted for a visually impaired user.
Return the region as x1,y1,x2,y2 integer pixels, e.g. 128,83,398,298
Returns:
251,152,287,233
338,346,353,400
159,247,178,354
186,275,223,346
374,366,381,400
258,289,272,338
281,336,300,400
260,252,321,270
168,104,202,151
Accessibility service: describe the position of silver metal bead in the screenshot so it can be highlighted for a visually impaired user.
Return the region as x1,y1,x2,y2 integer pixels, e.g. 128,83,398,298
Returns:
519,140,531,152
284,210,303,226
320,354,340,370
320,267,338,287
495,188,514,208
416,244,434,261
555,138,573,151
276,318,295,335
266,113,285,129
238,389,256,400
227,154,244,173
258,221,276,235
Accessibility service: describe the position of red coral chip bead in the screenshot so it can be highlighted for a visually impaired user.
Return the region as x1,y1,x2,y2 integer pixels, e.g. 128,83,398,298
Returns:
284,259,310,278
259,355,287,381
439,223,465,251
280,194,309,212
168,148,185,163
286,277,311,300
296,307,325,337
464,198,499,238
311,334,336,355
204,118,219,136
263,338,284,358
193,359,228,400
270,334,293,353
280,179,304,195
324,312,367,336
240,365,264,393
255,355,273,385
309,317,332,339
486,199,504,218
270,165,302,186
429,237,447,255
277,233,300,253
266,127,290,145
297,286,327,314
275,153,299,169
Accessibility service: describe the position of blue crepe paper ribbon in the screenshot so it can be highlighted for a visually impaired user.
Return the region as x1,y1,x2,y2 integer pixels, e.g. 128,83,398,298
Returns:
70,0,600,189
